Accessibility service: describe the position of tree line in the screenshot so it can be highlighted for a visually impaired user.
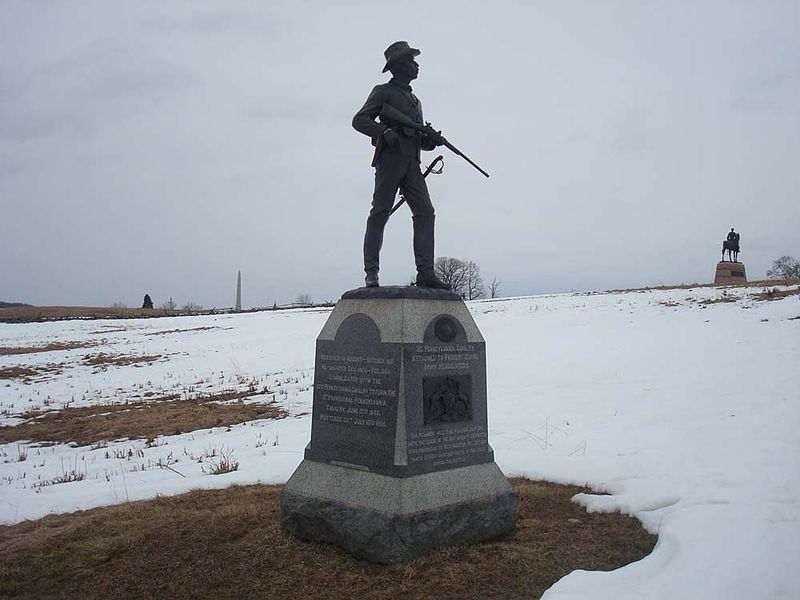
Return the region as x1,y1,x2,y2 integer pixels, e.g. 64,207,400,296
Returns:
433,257,500,300
767,256,800,280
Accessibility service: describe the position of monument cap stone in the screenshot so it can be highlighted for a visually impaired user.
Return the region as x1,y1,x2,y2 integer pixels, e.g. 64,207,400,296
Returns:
342,285,461,301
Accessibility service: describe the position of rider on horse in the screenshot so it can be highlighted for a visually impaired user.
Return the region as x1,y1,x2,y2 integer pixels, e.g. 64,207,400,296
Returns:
722,228,740,262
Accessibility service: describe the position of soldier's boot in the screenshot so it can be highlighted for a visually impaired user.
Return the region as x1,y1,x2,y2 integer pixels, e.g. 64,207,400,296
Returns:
416,271,451,289
413,215,451,290
365,272,379,288
363,214,388,287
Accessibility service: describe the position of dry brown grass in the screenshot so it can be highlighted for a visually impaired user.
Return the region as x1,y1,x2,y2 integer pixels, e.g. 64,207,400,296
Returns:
0,394,287,446
88,326,130,334
753,286,800,301
82,352,165,368
1,351,170,381
655,284,800,308
608,278,800,293
0,351,164,382
0,341,99,356
0,306,222,324
144,326,219,336
0,306,176,323
697,286,800,305
0,364,63,381
698,295,739,306
0,478,656,600
0,366,40,379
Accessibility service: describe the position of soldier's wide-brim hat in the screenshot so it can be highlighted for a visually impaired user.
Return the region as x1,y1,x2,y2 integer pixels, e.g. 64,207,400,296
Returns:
382,41,420,73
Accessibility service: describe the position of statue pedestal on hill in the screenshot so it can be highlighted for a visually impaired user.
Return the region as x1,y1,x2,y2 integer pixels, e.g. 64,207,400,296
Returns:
280,286,517,564
714,261,747,285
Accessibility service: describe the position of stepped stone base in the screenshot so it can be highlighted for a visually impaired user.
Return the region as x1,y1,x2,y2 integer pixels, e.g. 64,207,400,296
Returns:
281,460,517,564
714,261,747,285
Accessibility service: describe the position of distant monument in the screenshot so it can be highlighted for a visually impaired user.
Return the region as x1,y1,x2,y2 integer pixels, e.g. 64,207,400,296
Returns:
142,294,153,309
281,286,517,563
235,271,242,312
715,228,747,284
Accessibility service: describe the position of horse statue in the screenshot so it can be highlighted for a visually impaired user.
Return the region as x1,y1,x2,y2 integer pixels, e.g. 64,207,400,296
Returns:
722,230,740,262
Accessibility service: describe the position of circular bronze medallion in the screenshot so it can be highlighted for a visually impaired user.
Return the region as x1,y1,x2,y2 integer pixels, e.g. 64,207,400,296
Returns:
434,316,457,342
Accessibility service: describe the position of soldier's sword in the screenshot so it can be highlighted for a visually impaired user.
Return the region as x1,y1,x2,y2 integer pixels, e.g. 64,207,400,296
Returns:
389,155,444,217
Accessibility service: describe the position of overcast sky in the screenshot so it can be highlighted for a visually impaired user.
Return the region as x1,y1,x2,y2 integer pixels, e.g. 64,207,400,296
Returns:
1,1,798,308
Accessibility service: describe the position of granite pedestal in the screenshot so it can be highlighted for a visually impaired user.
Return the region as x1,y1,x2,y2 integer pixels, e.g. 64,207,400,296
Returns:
280,286,517,564
714,261,747,285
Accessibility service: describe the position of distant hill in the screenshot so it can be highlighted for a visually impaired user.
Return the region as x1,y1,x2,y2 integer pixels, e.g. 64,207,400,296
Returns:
0,301,33,308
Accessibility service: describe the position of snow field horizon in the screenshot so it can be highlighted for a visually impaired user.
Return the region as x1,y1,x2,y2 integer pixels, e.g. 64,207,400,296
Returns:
1,283,798,599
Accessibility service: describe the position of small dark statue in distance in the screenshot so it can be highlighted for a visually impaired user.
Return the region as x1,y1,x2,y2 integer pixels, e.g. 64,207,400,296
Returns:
722,228,741,262
352,41,452,291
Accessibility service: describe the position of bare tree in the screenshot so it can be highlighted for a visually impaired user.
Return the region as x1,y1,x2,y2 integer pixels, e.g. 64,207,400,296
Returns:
489,277,502,299
434,257,486,300
182,301,203,313
435,257,468,296
463,260,485,300
161,297,177,310
110,301,128,309
295,294,313,306
767,256,800,280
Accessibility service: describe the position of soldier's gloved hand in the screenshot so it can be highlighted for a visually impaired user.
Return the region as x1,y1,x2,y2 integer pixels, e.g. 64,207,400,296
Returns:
382,128,400,149
428,129,444,147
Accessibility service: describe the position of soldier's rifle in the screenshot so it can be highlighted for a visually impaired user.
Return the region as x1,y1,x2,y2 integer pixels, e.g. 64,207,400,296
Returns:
380,103,490,178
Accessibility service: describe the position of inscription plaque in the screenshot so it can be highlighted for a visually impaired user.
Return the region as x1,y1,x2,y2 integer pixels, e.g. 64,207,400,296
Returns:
306,313,401,471
400,313,493,475
407,424,487,468
316,353,396,429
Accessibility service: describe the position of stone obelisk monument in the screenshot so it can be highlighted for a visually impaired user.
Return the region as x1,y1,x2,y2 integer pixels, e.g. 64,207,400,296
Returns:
235,270,242,312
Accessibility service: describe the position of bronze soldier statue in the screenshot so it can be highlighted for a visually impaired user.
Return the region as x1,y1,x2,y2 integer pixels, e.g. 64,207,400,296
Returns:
352,41,450,289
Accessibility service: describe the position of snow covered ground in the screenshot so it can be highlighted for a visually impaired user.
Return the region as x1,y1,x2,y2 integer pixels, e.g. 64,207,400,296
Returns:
1,284,798,599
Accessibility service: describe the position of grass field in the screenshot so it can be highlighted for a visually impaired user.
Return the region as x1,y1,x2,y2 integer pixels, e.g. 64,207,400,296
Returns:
0,478,656,600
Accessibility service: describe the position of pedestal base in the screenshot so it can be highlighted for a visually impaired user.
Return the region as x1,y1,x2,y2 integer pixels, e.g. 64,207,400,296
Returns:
281,459,517,564
714,261,747,285
281,286,517,563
